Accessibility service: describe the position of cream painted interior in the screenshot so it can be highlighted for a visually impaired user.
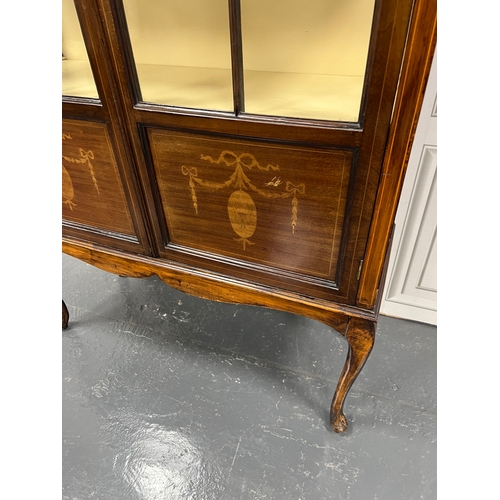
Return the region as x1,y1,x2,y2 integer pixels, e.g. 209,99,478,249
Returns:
62,0,99,99
63,0,375,121
122,0,234,111
241,0,374,120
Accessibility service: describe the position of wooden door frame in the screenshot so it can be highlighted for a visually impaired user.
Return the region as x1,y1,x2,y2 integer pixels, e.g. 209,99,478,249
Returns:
357,0,437,310
97,0,421,308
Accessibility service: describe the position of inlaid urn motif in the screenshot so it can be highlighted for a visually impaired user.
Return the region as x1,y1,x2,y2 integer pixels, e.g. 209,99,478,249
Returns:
182,150,305,250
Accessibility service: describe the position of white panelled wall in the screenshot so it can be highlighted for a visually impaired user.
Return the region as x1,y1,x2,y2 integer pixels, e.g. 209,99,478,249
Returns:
380,48,437,325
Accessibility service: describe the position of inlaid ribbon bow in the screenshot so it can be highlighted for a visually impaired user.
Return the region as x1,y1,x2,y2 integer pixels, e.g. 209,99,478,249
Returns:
285,182,306,195
182,166,198,177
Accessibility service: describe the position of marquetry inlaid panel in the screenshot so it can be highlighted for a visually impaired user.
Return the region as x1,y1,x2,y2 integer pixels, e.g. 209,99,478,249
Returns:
149,129,354,283
62,119,135,236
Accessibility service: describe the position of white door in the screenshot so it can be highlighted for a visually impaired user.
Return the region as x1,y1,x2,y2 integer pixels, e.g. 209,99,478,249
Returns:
380,48,437,325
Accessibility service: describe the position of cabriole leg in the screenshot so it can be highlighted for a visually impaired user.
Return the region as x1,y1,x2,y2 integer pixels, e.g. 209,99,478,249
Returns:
330,317,376,433
62,300,69,330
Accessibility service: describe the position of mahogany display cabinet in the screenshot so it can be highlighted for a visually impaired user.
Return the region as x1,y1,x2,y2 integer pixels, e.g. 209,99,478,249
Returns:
62,0,436,432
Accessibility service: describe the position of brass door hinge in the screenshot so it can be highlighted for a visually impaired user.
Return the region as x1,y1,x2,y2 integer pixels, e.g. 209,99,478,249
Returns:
356,259,364,280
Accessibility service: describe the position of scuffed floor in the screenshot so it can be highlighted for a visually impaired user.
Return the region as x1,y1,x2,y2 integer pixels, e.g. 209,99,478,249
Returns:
62,254,436,500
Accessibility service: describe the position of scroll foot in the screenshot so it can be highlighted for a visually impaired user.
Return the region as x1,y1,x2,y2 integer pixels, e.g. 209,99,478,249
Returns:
330,412,349,433
330,317,376,433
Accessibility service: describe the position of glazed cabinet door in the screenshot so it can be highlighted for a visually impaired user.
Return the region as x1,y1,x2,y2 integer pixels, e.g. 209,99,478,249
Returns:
62,0,151,254
92,0,416,306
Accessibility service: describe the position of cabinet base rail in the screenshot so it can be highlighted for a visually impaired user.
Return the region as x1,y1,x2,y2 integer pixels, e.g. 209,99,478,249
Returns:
62,239,378,433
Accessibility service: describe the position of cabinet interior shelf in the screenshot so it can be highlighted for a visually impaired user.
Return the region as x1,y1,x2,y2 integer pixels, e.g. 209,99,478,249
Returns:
62,59,364,121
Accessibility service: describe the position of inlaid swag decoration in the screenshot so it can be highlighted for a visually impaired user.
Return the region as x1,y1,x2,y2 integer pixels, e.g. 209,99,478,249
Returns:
62,133,100,211
182,150,305,250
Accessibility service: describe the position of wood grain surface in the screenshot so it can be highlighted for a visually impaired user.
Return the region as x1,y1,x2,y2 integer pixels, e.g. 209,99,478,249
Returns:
62,119,135,236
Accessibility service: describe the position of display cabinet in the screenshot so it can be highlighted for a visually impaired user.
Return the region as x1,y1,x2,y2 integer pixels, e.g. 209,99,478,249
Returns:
62,0,436,432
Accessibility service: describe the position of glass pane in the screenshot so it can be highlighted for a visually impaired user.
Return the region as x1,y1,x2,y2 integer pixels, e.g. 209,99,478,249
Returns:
62,0,99,99
241,0,376,122
123,0,233,111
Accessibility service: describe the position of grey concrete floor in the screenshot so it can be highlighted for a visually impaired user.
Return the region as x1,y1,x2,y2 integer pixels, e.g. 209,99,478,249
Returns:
62,253,437,500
